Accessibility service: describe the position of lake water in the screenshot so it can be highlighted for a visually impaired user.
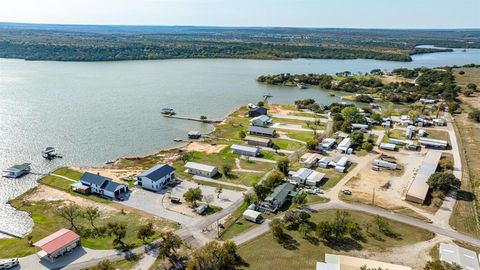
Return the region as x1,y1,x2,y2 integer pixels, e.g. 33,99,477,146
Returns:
1,47,480,237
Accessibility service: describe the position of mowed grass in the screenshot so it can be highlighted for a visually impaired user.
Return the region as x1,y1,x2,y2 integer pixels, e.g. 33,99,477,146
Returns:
382,129,405,142
173,148,271,187
272,138,305,151
40,168,112,204
0,197,176,258
237,210,435,270
221,203,260,240
277,129,316,143
317,166,351,190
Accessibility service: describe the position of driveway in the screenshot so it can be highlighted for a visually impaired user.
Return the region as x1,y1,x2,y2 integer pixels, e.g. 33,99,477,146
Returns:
119,189,195,225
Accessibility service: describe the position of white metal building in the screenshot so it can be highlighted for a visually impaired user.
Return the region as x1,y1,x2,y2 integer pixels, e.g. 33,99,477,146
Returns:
440,243,480,270
185,162,218,178
405,150,442,204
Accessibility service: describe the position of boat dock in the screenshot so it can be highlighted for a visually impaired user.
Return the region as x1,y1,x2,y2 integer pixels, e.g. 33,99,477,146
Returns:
163,115,222,124
0,228,26,238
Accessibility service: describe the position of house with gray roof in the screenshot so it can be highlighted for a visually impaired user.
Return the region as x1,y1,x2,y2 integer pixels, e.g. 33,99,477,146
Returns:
185,162,218,178
258,182,296,213
231,144,260,157
248,126,277,137
248,107,268,118
78,172,127,200
137,164,175,192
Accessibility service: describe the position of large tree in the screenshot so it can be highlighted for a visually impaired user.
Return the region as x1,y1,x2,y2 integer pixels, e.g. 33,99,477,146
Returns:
427,172,461,193
277,158,290,175
106,222,127,248
183,187,203,207
186,241,245,270
158,231,184,267
137,222,155,244
56,203,83,231
264,171,285,189
84,207,100,230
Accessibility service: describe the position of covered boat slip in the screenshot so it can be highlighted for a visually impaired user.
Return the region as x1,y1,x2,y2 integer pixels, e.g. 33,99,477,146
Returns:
405,150,443,204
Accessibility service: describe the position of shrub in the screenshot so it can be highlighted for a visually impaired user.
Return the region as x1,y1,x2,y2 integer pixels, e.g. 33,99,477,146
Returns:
468,110,480,123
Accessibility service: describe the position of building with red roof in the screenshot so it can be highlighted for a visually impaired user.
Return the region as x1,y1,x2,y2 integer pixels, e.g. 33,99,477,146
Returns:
33,228,81,262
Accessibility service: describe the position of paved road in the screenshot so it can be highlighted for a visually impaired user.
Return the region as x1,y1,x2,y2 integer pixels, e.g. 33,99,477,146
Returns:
271,114,321,122
232,200,480,247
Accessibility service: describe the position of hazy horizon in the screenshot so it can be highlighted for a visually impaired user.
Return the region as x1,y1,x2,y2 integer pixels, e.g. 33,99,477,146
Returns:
1,0,479,29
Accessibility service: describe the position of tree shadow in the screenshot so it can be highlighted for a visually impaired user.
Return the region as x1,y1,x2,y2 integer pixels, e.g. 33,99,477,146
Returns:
457,190,475,202
276,233,299,250
323,237,363,252
304,235,320,246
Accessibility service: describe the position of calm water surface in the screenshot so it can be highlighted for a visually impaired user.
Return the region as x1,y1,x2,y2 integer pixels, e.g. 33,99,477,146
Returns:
1,48,480,236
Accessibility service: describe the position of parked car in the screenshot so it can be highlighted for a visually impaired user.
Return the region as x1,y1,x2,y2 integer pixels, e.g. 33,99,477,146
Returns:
116,194,125,201
0,258,19,269
170,197,181,204
341,189,352,195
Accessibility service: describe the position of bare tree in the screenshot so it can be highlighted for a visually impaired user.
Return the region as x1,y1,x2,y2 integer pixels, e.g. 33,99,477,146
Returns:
56,203,82,231
84,207,100,229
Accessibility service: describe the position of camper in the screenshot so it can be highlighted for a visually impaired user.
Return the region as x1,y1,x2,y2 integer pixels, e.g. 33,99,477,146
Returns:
0,258,19,269
380,143,396,151
243,209,264,223
373,159,397,170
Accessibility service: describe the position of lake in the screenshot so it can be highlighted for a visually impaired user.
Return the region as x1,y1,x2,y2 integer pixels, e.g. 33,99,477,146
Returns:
1,47,480,237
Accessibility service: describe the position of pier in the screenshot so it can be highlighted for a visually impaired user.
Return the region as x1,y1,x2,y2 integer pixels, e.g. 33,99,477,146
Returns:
163,115,222,124
0,228,26,238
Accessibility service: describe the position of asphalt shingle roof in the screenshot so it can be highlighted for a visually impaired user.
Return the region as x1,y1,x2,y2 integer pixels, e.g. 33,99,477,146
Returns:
138,164,175,182
80,172,110,187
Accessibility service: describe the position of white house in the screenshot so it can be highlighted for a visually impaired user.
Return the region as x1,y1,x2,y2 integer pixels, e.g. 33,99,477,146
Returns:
318,157,332,168
319,138,336,151
137,164,176,192
185,162,218,178
288,168,325,186
337,138,351,153
250,115,271,127
405,125,416,139
300,153,322,168
79,172,127,200
333,156,349,173
231,144,260,157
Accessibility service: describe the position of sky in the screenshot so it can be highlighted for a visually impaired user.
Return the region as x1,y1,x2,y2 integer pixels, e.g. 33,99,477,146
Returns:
0,0,479,29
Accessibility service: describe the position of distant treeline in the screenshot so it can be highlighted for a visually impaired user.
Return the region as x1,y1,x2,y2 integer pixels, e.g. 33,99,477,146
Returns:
0,23,479,62
257,66,465,104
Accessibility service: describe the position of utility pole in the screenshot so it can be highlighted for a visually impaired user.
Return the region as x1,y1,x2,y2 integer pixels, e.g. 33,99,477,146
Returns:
372,188,375,206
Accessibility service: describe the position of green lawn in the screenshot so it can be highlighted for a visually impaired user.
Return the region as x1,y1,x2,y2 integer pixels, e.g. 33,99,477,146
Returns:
53,167,83,180
426,129,450,143
317,166,350,190
277,129,316,143
0,197,177,258
382,129,405,143
40,170,112,204
173,149,268,187
272,138,305,151
237,210,435,270
82,257,142,270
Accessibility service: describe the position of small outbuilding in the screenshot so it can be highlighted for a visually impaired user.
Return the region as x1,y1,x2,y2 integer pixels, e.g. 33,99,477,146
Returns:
244,136,272,147
231,144,260,157
380,143,396,151
34,228,80,262
243,209,264,223
185,162,218,178
248,126,277,137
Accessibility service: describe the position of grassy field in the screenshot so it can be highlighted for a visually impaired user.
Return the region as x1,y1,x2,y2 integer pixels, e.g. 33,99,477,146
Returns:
277,129,316,143
426,129,450,143
83,257,142,270
272,138,305,151
382,129,405,142
450,103,480,237
318,165,353,190
173,148,272,187
40,168,112,204
237,210,434,270
0,195,176,258
454,68,480,91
